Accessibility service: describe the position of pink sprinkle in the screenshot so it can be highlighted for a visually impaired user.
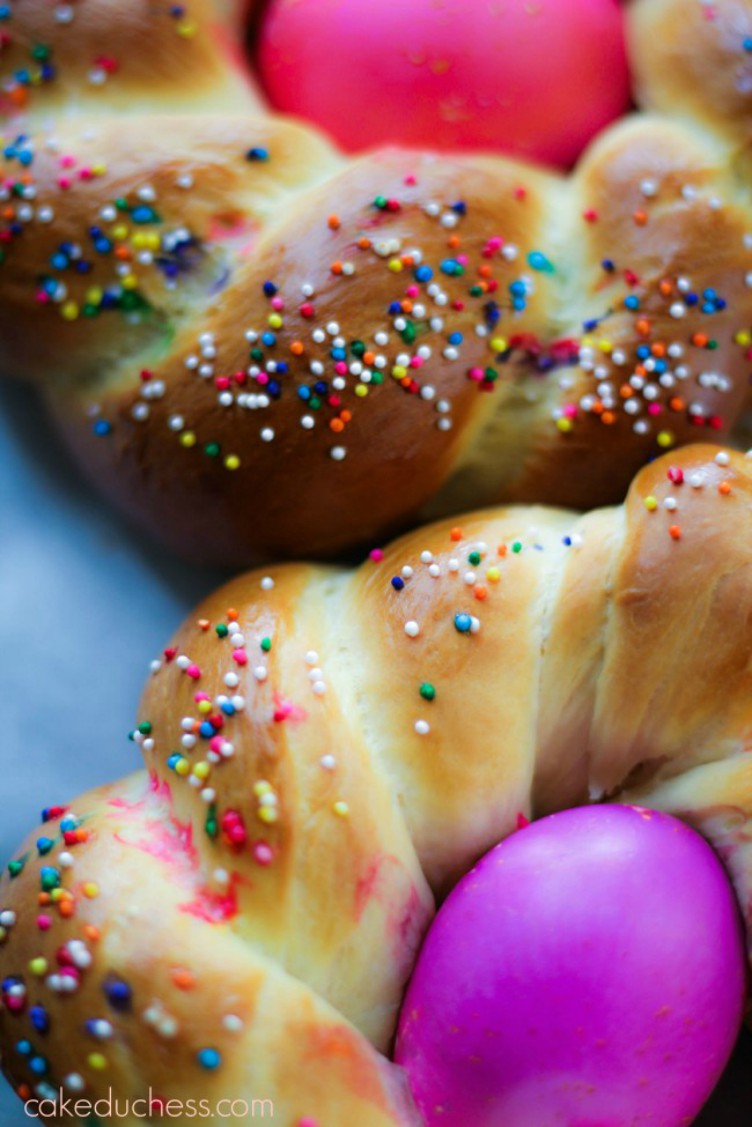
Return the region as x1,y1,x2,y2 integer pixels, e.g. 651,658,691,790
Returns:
468,366,484,382
194,691,210,702
37,915,52,931
78,167,94,181
256,372,269,386
648,403,662,417
186,664,201,680
57,177,72,190
271,296,284,311
253,842,274,866
369,548,384,562
232,649,247,665
209,735,224,754
334,361,348,375
59,155,76,169
563,404,578,419
405,285,419,298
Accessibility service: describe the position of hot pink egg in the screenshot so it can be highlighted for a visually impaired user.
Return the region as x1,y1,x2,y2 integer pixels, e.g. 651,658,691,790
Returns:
256,0,632,168
395,805,746,1127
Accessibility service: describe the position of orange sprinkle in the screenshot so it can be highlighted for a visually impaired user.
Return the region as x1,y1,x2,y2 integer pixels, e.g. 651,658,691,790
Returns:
363,351,375,365
718,481,732,495
114,246,131,261
198,619,210,631
38,893,51,906
447,234,460,249
478,264,493,278
59,900,74,919
290,341,304,356
450,527,463,541
357,236,371,250
402,254,415,268
669,397,685,412
619,385,634,399
330,261,343,276
633,210,648,226
498,544,508,558
83,925,101,942
16,1085,31,1102
635,318,651,337
340,410,352,423
669,525,682,540
658,280,673,297
327,214,341,230
401,299,413,314
227,608,239,621
171,968,196,990
330,419,345,433
651,342,667,357
601,411,617,425
473,585,488,601
692,333,708,348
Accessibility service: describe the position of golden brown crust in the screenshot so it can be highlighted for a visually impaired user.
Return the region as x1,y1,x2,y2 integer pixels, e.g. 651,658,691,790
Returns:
4,444,752,1120
0,0,264,118
4,0,752,562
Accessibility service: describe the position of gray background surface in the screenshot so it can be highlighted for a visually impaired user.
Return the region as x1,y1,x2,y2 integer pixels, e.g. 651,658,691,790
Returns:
0,380,750,1125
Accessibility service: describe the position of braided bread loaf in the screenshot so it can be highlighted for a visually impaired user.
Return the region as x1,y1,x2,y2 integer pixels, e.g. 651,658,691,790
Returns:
2,442,752,1123
3,0,752,563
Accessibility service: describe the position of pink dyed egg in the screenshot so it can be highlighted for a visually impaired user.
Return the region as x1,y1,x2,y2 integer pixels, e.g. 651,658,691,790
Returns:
395,805,746,1127
256,0,631,168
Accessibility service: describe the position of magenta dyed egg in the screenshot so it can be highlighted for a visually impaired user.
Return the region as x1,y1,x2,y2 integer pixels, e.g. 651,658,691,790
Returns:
256,0,631,169
395,806,746,1127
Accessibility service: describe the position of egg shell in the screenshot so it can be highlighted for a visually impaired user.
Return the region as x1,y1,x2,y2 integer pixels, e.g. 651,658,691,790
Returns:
256,0,632,168
395,805,746,1127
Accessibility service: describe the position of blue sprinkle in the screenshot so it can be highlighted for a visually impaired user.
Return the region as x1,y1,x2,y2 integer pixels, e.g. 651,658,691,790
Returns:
451,201,467,215
745,36,752,52
562,536,572,547
220,702,236,716
624,295,640,311
313,381,328,395
16,1041,32,1057
29,1057,48,1076
131,205,158,225
167,753,181,770
454,613,472,634
29,1006,49,1035
414,265,433,283
685,292,699,307
246,147,269,162
527,250,554,273
199,721,214,739
262,281,277,297
297,387,310,401
601,259,615,272
93,420,112,437
36,837,54,856
197,1048,222,1070
388,301,402,315
261,331,276,347
103,978,132,1012
448,332,463,345
391,577,405,591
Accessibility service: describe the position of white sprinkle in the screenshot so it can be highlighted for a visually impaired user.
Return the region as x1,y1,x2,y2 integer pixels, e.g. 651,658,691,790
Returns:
63,1074,85,1093
414,720,430,735
260,427,275,442
253,666,268,682
320,754,337,770
404,620,420,638
223,1014,244,1033
715,451,730,466
305,651,319,665
330,446,347,460
260,576,275,591
224,672,239,688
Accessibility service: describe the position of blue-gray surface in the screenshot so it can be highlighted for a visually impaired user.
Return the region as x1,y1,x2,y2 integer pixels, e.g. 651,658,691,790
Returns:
0,380,226,1125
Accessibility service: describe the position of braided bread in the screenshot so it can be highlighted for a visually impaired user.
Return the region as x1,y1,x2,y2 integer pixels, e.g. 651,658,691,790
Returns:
3,0,752,564
1,442,752,1122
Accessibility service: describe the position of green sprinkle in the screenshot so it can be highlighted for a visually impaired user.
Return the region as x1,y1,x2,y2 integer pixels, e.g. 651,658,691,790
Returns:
204,442,220,458
468,551,481,566
419,683,436,702
138,721,152,736
205,804,218,839
512,541,522,554
216,623,229,638
260,637,272,652
8,858,25,879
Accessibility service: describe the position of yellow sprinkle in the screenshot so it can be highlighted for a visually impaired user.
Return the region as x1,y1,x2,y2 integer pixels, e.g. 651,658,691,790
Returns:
333,800,350,818
193,762,211,780
486,566,500,583
258,807,278,825
490,337,507,353
121,275,138,290
86,287,103,305
50,888,63,903
0,928,6,943
387,258,403,273
391,365,407,379
197,700,212,715
131,233,148,249
598,339,613,354
174,758,190,777
28,957,47,976
83,882,99,899
88,1054,107,1072
180,431,197,448
224,454,240,471
177,21,197,37
581,335,594,349
268,313,283,330
355,385,368,398
92,162,107,176
254,780,273,797
735,330,751,347
644,495,658,511
112,225,128,240
657,430,675,449
61,302,79,321
556,417,573,434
